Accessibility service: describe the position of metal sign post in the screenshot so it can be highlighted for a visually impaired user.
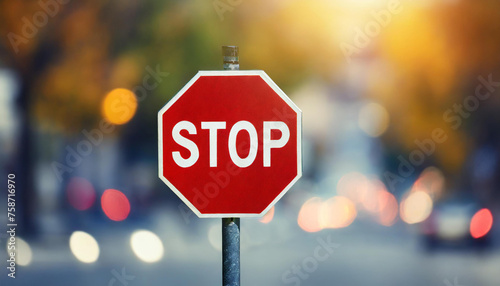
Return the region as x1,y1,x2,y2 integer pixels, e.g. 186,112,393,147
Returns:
222,217,240,286
221,46,241,286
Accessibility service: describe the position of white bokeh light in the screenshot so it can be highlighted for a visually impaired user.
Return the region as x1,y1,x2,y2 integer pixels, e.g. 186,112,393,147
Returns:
130,230,164,263
69,231,100,263
6,237,32,266
358,102,390,137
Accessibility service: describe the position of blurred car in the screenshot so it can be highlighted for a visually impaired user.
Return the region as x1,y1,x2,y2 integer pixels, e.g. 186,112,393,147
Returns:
420,195,494,251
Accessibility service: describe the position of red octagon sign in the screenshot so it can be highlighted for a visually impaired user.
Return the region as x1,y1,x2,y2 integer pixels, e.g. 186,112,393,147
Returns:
158,71,301,217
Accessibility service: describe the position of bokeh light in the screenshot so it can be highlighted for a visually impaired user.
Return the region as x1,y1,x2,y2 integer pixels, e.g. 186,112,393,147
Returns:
400,191,433,224
470,208,493,239
297,197,323,232
376,190,398,226
69,231,100,263
259,206,275,224
130,230,164,263
101,189,131,221
208,223,222,251
342,176,398,226
337,172,370,205
358,102,390,137
412,167,445,200
101,88,137,125
292,83,333,139
360,179,384,213
6,237,32,266
319,196,357,229
66,177,96,211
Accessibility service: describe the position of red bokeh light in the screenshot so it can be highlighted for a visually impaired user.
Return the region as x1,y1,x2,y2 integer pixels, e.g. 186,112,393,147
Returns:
470,208,493,239
66,177,96,211
101,189,131,221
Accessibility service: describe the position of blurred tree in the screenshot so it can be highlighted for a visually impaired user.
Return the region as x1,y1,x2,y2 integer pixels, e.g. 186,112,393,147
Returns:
0,0,233,233
377,1,500,180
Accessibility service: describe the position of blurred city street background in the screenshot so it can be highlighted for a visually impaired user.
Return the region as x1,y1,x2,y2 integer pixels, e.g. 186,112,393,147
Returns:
1,0,500,285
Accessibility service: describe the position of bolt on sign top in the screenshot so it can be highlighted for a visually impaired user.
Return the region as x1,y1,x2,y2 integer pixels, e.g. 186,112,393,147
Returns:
158,70,302,217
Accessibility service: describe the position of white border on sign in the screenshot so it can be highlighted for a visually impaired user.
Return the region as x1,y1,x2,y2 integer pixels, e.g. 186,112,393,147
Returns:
158,70,302,218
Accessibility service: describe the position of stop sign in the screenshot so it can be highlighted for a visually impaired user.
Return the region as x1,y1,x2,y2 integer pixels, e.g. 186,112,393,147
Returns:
158,70,302,217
